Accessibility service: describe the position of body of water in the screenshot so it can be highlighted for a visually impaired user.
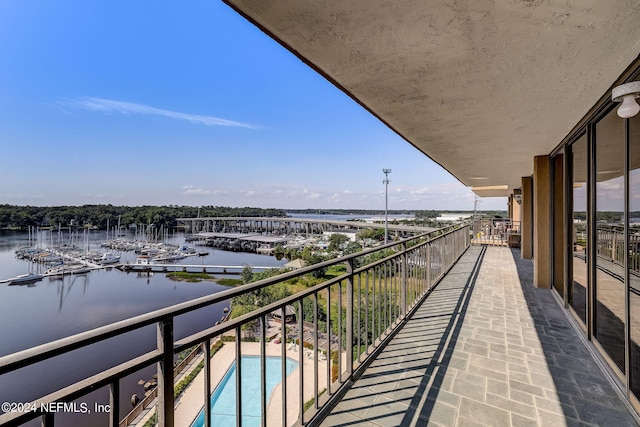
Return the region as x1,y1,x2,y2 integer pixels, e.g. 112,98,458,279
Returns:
0,229,287,426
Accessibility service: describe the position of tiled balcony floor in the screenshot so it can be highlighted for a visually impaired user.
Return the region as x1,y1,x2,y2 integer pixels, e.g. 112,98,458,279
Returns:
320,246,640,427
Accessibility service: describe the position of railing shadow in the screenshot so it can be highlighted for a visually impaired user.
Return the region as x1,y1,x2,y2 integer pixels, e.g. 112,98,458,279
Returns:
321,246,486,426
403,246,486,425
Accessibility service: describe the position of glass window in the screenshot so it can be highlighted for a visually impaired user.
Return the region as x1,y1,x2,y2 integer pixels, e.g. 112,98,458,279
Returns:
594,108,625,373
571,134,588,324
630,114,640,396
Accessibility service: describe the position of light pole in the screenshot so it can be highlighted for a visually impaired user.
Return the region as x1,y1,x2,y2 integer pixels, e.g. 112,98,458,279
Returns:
383,169,391,244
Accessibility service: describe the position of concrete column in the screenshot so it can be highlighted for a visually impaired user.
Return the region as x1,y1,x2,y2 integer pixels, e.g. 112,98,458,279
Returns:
533,155,552,289
521,177,534,259
512,193,521,225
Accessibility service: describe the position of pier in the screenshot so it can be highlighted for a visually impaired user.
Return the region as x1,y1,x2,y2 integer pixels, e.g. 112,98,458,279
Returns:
47,248,104,269
117,263,277,275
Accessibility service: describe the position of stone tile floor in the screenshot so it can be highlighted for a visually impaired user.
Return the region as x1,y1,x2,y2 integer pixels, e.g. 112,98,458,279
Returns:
320,246,640,426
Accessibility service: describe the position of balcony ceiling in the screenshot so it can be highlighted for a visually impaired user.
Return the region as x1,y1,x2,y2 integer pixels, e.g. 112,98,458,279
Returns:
224,0,640,197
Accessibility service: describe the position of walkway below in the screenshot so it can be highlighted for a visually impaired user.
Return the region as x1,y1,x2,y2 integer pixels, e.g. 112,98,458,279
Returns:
321,246,639,427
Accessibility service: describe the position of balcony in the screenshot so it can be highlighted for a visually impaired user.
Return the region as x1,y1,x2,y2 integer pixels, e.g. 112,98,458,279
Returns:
0,224,637,426
321,245,637,426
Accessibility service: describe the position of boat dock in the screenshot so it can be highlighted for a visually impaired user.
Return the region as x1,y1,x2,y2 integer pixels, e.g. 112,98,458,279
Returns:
117,264,278,275
46,248,104,269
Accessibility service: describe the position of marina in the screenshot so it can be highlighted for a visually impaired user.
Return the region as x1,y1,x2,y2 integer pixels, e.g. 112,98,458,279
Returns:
3,214,414,284
0,215,410,426
0,228,288,427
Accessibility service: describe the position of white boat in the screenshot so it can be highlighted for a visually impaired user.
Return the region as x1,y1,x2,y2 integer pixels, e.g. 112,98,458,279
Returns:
97,252,121,265
45,265,66,277
1,273,43,285
135,255,153,265
179,245,197,255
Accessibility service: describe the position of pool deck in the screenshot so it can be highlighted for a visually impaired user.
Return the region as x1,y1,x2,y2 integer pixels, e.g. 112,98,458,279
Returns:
172,340,328,426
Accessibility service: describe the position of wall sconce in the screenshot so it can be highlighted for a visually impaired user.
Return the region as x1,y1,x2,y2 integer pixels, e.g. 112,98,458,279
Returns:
612,81,640,118
514,194,522,205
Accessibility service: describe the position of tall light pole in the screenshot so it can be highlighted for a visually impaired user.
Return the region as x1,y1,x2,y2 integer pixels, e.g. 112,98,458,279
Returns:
383,169,391,244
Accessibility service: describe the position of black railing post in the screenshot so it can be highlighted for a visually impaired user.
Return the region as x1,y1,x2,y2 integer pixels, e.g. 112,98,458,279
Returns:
235,326,242,427
41,412,54,427
298,299,304,424
401,242,407,318
109,381,119,427
260,316,267,427
346,258,354,378
157,318,174,427
204,340,211,427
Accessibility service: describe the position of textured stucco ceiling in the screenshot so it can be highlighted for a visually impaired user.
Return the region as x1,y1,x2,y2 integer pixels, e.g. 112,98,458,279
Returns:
224,0,640,196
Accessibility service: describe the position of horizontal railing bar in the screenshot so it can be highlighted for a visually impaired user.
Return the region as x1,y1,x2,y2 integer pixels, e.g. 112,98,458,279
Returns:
0,350,161,425
174,277,346,350
173,236,441,351
1,228,460,376
0,223,469,427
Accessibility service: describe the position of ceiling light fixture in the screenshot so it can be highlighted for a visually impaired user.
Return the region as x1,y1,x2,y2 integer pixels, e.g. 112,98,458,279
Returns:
612,81,640,118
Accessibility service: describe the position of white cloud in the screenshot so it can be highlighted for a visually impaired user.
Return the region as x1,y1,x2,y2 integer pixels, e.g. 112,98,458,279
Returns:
172,182,502,210
303,189,321,199
181,185,211,196
59,97,261,129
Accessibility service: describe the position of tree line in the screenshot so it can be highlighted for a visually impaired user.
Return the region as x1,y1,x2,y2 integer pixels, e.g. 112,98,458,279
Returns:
0,204,286,230
0,204,508,231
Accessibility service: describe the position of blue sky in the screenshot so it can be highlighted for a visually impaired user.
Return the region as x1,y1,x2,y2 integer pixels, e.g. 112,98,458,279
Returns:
0,0,505,211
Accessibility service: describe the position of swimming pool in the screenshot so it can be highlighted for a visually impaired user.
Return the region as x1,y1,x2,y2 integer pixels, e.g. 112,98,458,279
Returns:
190,355,298,427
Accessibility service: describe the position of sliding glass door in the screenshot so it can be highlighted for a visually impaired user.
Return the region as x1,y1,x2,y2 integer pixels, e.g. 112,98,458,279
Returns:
594,109,626,374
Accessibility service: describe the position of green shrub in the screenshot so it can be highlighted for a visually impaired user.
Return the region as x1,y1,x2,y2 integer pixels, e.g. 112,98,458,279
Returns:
217,278,244,287
166,272,215,282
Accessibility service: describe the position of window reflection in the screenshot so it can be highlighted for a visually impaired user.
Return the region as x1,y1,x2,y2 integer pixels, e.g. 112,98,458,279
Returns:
629,114,640,396
595,109,625,373
571,135,587,324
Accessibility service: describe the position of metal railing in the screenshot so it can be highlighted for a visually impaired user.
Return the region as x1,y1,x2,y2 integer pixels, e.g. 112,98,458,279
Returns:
0,223,471,427
471,218,520,247
595,224,625,266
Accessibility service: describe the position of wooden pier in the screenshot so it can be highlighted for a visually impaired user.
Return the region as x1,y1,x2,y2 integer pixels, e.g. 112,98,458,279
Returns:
117,264,278,275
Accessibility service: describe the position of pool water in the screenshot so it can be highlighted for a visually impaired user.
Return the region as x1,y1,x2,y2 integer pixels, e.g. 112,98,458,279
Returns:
191,355,298,427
